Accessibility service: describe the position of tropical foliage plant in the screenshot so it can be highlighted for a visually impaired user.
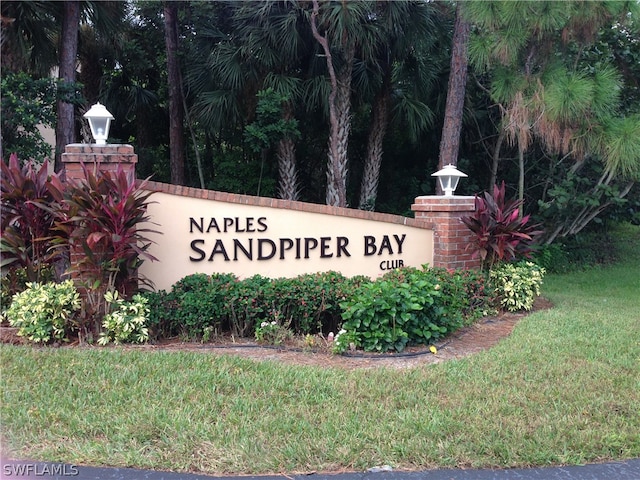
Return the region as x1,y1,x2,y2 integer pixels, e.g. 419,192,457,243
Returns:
4,280,80,343
98,290,150,345
0,154,64,282
462,182,543,270
489,261,545,312
336,266,492,354
45,165,159,337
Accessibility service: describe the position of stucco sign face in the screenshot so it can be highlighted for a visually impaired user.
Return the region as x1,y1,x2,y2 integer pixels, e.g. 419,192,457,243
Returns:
139,191,433,292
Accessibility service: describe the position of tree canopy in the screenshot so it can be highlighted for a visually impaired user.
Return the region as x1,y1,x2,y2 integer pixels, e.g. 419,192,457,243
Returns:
1,0,638,244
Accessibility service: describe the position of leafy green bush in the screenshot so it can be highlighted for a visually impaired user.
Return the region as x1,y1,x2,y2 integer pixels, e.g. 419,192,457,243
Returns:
533,243,570,273
270,272,368,334
227,274,272,338
489,261,545,312
338,267,448,353
146,271,368,340
335,266,495,354
145,267,492,350
171,273,236,340
4,280,80,343
1,265,55,317
98,291,150,345
141,290,177,340
432,268,496,324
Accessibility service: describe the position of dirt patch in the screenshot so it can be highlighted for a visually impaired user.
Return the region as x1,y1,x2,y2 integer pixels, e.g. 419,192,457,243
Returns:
0,327,23,345
132,297,554,370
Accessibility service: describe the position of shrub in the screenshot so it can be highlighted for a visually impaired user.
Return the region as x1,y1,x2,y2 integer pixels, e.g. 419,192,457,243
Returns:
269,272,367,335
227,275,272,338
4,280,80,343
335,266,497,354
533,242,570,273
170,273,236,340
432,268,496,324
1,265,55,317
254,320,293,346
145,271,368,340
145,268,493,350
338,267,447,353
141,289,177,341
1,154,65,282
462,181,543,270
98,291,150,345
46,165,159,337
489,261,545,312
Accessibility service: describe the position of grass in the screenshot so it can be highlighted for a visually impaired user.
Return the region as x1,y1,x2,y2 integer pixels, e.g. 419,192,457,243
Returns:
1,224,639,475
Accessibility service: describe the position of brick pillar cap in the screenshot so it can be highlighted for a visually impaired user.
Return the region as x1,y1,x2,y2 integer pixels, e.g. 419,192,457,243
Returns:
414,195,476,201
412,195,476,212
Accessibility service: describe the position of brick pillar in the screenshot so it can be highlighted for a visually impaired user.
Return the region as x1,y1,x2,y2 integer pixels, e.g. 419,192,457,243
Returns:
61,144,137,182
61,144,139,301
411,196,480,270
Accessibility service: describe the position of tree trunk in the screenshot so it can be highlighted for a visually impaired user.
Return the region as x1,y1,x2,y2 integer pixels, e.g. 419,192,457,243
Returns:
277,137,298,200
437,3,470,193
310,0,349,207
518,141,525,218
359,88,390,210
489,127,505,191
164,1,185,186
326,52,354,207
277,104,299,200
55,1,81,173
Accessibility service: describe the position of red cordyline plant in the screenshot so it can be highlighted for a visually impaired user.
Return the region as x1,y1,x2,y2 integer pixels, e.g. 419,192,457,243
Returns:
461,182,544,271
0,153,64,282
46,164,160,338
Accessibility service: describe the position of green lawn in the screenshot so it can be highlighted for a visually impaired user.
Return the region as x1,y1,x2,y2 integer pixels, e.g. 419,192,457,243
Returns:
1,225,639,475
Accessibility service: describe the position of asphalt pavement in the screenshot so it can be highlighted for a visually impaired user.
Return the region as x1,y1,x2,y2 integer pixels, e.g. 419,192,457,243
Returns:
2,459,640,480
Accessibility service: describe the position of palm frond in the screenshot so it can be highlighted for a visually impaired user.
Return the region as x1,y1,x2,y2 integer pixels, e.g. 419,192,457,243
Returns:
263,73,303,101
391,94,434,143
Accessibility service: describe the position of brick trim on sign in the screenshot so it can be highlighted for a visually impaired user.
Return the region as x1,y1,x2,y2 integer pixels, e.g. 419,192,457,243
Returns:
140,179,432,229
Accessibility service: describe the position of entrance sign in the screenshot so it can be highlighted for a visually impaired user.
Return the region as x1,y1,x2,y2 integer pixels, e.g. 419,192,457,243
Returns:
62,144,480,297
139,184,433,291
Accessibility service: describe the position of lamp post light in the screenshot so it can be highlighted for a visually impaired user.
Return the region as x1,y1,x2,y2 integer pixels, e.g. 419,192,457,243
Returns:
83,102,114,145
431,164,467,196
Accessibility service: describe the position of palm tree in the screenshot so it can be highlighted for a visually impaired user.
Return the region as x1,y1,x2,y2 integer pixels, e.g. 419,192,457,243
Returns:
0,1,59,77
188,0,309,199
310,0,384,207
357,0,442,209
234,1,309,200
55,1,81,172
